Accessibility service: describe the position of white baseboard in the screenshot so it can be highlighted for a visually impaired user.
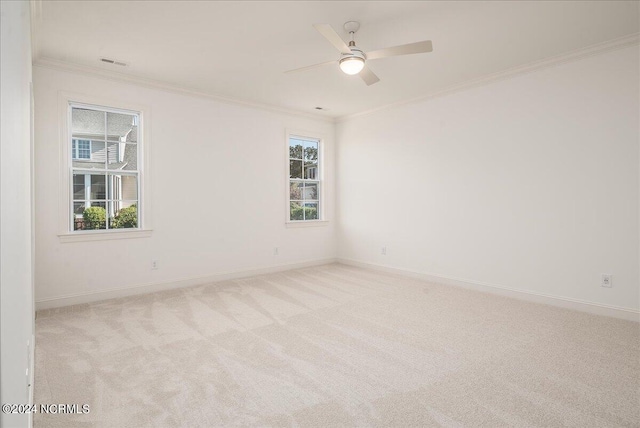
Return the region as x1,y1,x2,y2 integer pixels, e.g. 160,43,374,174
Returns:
35,258,337,311
338,258,640,322
36,257,639,322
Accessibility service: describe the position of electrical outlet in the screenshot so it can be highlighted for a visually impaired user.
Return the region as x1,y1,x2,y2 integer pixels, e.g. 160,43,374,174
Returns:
274,247,279,256
151,260,159,270
601,274,612,288
381,246,387,255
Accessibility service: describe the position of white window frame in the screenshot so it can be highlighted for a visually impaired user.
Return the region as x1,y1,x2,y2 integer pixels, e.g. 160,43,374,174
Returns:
57,92,152,242
285,129,327,227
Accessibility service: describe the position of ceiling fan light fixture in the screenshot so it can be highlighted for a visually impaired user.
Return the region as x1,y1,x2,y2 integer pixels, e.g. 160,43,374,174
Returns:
339,56,365,75
284,21,432,87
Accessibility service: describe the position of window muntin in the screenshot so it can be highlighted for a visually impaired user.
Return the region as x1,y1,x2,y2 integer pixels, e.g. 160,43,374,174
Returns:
289,136,320,221
69,104,141,231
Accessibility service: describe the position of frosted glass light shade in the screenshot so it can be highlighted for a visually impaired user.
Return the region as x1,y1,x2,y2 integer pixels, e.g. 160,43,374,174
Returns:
339,57,365,75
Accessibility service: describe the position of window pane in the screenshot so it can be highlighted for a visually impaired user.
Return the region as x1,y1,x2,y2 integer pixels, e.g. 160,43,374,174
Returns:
89,201,106,210
72,202,86,230
89,175,106,200
72,201,86,216
289,160,302,179
72,139,91,159
304,161,318,179
108,173,138,201
72,141,105,168
110,201,138,229
73,174,85,200
303,140,318,162
289,139,303,159
78,201,107,230
290,181,302,200
106,142,120,166
72,173,106,200
290,201,303,221
72,108,105,138
107,112,138,142
303,182,318,200
304,202,319,220
107,143,137,170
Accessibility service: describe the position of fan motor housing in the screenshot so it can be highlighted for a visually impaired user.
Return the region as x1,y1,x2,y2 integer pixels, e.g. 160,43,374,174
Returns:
340,47,366,63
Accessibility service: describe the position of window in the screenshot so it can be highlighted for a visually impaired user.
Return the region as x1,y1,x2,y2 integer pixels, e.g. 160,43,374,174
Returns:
69,103,141,232
288,135,321,221
72,139,91,159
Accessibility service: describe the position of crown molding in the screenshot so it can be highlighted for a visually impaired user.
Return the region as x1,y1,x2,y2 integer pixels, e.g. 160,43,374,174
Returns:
33,32,638,124
33,57,336,124
338,32,640,122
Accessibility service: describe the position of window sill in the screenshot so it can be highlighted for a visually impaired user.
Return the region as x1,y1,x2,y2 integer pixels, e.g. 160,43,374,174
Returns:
58,229,153,243
285,220,329,228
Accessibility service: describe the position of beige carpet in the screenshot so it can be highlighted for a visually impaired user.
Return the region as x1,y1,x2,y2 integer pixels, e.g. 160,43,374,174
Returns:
34,263,639,427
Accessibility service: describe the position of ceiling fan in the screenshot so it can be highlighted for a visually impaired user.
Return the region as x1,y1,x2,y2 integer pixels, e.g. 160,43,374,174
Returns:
285,21,433,86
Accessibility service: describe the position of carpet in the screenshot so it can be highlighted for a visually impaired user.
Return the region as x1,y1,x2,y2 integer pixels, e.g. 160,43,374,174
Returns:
34,263,639,427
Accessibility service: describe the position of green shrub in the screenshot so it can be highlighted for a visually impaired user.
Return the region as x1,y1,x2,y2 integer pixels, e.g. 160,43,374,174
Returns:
83,206,106,229
304,207,318,220
290,205,317,221
291,205,303,220
112,205,137,229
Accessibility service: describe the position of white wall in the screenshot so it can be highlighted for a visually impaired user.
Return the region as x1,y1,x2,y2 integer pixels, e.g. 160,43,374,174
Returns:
33,43,639,316
1,1,35,427
337,46,639,312
34,66,336,308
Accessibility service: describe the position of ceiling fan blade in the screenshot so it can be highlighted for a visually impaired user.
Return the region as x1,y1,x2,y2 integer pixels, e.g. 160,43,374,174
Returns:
366,40,433,60
284,60,335,74
359,65,380,86
313,24,352,54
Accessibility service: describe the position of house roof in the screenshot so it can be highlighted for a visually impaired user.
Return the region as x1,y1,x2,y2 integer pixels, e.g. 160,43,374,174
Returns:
73,160,128,170
122,143,137,171
72,108,138,143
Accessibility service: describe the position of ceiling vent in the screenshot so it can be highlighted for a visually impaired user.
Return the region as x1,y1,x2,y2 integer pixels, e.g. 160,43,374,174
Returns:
100,58,127,67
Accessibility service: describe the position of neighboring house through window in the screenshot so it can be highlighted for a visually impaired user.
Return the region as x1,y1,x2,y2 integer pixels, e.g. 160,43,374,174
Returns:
72,139,91,159
288,134,321,221
69,103,141,231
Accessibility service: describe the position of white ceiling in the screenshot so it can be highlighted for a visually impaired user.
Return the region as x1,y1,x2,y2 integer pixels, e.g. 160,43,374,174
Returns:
34,1,639,118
